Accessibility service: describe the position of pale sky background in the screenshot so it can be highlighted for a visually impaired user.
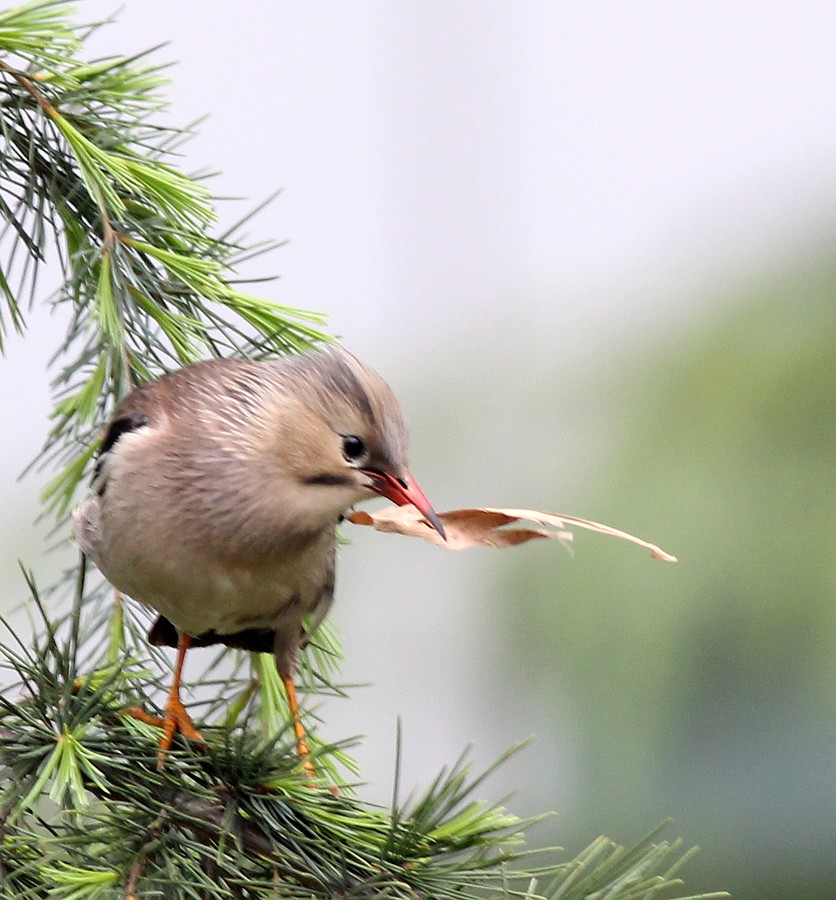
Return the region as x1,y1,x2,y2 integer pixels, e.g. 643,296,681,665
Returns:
2,1,836,820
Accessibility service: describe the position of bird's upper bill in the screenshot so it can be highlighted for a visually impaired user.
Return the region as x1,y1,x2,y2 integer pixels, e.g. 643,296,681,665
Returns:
363,468,446,540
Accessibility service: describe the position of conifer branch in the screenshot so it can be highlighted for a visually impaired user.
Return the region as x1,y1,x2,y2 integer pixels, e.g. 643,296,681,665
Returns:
0,0,330,520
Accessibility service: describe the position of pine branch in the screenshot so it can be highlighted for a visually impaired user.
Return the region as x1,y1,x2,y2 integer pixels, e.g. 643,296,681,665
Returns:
0,577,726,899
0,0,330,520
0,3,727,897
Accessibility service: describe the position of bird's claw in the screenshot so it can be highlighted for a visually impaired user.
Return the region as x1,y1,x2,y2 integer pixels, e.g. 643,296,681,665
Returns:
120,698,205,769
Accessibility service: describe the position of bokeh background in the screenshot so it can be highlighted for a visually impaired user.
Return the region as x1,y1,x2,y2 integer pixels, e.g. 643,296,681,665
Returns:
2,4,835,898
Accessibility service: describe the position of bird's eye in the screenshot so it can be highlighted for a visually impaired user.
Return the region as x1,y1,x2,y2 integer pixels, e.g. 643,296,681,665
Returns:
341,434,367,462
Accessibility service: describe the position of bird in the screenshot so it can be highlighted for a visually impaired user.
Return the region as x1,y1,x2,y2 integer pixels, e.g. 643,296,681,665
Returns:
73,346,445,772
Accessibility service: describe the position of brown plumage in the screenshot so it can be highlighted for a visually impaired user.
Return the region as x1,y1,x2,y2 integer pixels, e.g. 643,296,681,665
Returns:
73,346,444,769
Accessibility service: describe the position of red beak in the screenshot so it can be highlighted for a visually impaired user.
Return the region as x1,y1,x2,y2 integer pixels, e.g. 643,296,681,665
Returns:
363,468,446,540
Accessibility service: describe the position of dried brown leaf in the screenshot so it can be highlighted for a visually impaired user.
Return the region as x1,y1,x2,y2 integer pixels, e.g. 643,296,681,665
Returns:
346,505,677,562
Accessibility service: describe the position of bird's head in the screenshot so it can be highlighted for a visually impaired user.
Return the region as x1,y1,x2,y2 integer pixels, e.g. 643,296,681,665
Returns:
257,348,445,539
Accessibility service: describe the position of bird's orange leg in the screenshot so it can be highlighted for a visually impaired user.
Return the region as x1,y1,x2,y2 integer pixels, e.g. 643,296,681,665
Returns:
121,632,205,769
280,673,316,780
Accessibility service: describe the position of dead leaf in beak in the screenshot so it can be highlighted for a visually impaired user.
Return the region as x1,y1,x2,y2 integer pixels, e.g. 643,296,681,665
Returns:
346,505,677,562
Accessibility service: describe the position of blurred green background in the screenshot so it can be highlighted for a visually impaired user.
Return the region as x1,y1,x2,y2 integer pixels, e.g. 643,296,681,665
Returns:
494,263,836,898
2,4,835,898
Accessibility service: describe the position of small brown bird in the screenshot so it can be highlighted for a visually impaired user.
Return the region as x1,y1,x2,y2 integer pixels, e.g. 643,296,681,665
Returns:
73,347,444,770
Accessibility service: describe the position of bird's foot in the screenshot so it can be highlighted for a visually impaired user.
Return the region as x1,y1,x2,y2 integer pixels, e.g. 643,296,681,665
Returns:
120,697,205,769
279,671,319,782
292,726,316,781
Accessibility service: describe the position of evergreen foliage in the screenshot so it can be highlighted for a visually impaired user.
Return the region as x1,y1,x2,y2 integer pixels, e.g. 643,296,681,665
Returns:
0,2,726,896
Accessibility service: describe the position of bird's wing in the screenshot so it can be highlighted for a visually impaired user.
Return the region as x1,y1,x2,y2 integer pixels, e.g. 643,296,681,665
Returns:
91,376,177,496
92,411,151,495
299,540,337,648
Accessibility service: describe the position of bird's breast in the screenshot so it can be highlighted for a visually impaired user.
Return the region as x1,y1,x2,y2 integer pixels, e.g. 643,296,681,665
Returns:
88,495,336,638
